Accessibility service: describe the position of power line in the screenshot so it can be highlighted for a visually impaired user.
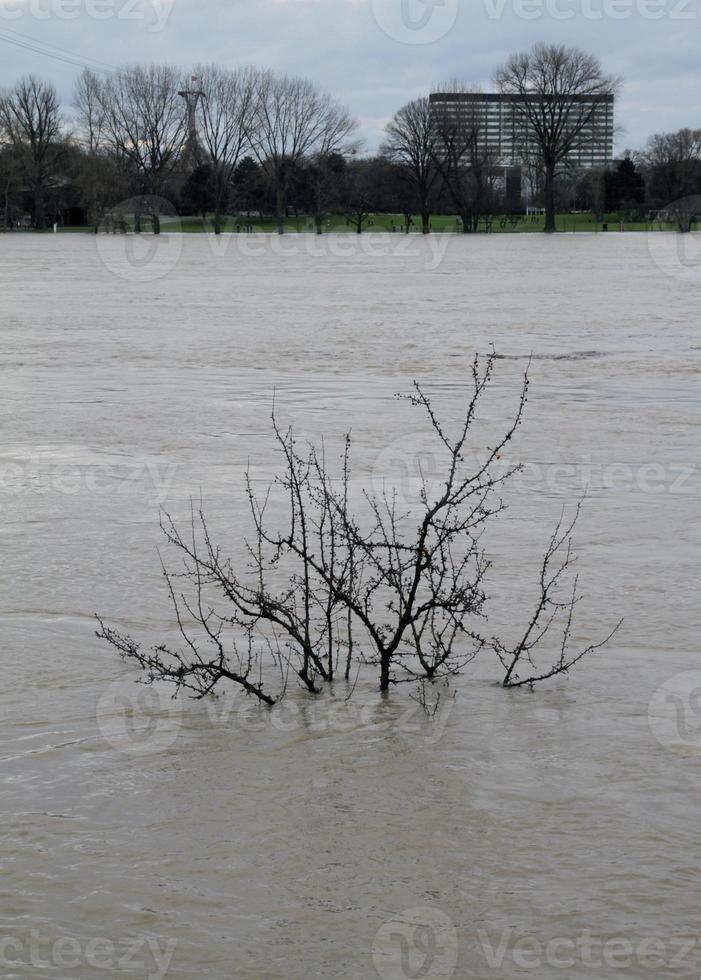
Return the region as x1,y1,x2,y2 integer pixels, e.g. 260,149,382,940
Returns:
0,27,115,73
0,25,116,72
0,26,116,75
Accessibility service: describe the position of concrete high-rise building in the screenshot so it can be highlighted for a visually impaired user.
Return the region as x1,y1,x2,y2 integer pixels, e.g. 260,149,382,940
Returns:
429,91,615,171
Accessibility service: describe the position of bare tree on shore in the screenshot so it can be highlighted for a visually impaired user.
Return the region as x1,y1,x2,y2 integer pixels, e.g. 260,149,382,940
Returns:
0,75,63,229
192,64,258,235
430,83,500,233
640,128,701,232
249,70,356,234
0,145,20,230
98,354,620,706
73,69,126,232
91,64,187,233
308,100,358,234
495,43,619,233
340,157,385,233
74,70,106,156
383,97,441,234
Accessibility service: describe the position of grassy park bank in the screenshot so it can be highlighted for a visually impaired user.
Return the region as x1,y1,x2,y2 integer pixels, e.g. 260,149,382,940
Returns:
24,212,684,235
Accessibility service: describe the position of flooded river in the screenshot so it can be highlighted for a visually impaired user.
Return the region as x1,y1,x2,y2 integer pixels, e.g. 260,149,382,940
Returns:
1,232,699,978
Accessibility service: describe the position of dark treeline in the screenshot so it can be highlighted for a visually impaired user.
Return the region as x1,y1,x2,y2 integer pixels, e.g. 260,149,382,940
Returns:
1,46,700,234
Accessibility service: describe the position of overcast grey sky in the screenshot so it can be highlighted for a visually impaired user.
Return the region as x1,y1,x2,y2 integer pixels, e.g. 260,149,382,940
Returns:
0,0,698,153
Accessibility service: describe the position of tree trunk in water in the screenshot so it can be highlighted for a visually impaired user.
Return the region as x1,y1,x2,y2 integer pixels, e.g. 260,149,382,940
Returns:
678,210,691,233
544,164,556,233
275,184,285,235
380,656,390,692
34,192,45,231
344,607,353,681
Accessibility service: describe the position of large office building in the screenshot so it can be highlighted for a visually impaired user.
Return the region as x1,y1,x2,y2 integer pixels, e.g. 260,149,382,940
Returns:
428,91,615,172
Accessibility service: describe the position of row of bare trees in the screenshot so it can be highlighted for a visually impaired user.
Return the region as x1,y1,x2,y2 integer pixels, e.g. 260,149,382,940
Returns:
1,44,699,233
72,63,358,234
98,354,621,707
384,44,620,234
0,64,357,233
383,87,502,235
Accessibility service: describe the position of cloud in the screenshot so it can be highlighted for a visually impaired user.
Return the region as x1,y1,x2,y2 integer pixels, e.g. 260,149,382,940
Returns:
0,0,699,150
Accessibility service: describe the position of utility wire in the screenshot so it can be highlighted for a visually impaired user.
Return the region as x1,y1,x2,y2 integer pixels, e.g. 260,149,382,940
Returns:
0,26,116,75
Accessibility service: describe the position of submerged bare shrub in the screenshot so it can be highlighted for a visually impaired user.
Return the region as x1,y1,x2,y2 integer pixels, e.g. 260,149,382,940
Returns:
493,502,621,688
97,352,620,705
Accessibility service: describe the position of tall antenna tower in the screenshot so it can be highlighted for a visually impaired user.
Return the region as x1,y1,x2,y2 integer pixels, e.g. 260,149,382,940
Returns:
179,76,205,169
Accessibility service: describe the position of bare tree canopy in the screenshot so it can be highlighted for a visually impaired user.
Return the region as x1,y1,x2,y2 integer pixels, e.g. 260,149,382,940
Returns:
191,64,257,233
73,69,106,156
0,75,63,228
249,70,357,233
429,83,500,233
72,69,120,231
98,354,620,707
640,128,701,232
308,97,358,234
0,144,21,230
495,43,619,232
91,64,187,229
382,97,440,234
